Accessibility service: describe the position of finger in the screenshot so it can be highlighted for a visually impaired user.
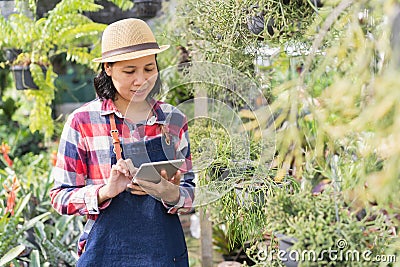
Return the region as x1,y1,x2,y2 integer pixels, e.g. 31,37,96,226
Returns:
129,190,148,195
117,159,131,176
125,159,137,176
126,183,147,193
133,178,149,187
111,164,125,176
160,169,169,180
127,183,143,190
114,162,128,176
171,170,182,185
111,164,119,174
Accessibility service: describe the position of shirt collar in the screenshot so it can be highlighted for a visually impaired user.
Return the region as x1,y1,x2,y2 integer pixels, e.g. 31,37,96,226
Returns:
99,98,166,124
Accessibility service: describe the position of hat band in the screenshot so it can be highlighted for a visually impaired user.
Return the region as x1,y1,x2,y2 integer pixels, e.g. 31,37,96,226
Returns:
102,42,160,59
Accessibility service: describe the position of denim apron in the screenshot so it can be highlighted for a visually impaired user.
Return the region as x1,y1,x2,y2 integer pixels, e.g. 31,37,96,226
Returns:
76,116,188,267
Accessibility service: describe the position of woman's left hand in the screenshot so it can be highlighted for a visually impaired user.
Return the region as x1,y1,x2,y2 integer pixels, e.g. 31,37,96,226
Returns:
128,170,181,204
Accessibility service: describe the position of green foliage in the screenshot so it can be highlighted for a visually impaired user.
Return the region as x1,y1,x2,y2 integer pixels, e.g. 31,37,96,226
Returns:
31,219,80,266
0,0,134,139
189,118,232,174
0,93,50,167
0,147,84,265
176,0,320,72
263,187,394,266
169,0,400,262
274,0,400,212
0,192,50,259
0,0,107,139
0,109,82,264
0,244,26,267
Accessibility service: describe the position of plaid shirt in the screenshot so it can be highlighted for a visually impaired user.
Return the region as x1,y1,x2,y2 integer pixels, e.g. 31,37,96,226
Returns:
50,98,195,255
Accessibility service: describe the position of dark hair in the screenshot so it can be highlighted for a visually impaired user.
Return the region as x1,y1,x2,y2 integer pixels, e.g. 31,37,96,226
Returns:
94,59,162,101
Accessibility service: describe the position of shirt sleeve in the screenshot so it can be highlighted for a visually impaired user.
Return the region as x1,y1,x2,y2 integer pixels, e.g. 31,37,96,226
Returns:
49,114,111,216
163,114,195,214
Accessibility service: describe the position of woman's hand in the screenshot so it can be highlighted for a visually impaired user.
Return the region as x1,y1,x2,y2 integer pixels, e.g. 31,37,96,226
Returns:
127,169,181,204
98,158,134,204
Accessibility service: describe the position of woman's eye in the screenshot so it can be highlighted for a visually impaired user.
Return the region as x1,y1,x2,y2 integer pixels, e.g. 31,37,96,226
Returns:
145,68,155,72
123,71,135,74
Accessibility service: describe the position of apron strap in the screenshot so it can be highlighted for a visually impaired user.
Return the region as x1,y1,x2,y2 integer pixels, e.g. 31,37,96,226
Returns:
109,113,122,160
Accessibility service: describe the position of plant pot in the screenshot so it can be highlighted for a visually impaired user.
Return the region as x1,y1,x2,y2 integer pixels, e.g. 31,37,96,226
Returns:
310,0,323,8
282,0,322,7
234,178,292,208
218,261,241,267
221,248,255,265
11,65,46,90
83,1,137,24
3,48,22,63
133,0,162,19
208,165,230,180
275,233,298,267
234,182,266,208
247,15,264,35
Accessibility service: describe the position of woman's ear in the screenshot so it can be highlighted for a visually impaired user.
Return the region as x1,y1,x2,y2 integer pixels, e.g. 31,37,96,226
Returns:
104,63,112,76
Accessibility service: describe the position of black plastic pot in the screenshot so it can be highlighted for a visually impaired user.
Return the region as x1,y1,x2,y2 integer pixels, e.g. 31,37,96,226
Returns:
234,182,266,208
84,0,137,24
222,247,255,266
282,0,322,7
133,0,162,19
208,165,230,180
310,0,323,8
11,65,46,90
247,15,264,35
275,233,298,267
4,48,22,63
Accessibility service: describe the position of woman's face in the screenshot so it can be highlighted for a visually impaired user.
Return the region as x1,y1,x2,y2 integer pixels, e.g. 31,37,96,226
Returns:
105,55,158,103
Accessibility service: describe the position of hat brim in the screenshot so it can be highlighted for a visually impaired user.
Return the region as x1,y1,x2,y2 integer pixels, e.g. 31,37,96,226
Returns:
92,45,170,63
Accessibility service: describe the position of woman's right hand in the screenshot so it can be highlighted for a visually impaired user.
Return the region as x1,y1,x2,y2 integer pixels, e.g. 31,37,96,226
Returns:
98,158,134,204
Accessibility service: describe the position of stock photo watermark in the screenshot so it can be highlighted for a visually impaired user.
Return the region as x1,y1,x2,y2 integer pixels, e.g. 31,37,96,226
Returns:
256,239,397,264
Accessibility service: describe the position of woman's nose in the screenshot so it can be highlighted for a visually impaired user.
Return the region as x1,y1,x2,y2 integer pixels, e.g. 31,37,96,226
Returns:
133,71,147,85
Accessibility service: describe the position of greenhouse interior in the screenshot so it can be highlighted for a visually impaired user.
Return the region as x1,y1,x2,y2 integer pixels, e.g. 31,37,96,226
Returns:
0,0,399,266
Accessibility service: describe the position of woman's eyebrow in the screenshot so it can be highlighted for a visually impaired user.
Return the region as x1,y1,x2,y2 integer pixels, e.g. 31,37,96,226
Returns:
123,62,156,69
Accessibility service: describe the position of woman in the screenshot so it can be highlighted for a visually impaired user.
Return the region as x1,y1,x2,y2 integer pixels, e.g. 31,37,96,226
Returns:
50,18,195,266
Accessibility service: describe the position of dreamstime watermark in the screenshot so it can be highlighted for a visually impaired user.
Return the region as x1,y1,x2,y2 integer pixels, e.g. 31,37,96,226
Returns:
256,239,397,263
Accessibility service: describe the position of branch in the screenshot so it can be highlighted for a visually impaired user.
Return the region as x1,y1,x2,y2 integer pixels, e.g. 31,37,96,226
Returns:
300,0,354,84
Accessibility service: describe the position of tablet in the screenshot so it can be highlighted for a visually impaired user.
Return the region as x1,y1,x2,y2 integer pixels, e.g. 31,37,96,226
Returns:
133,159,186,183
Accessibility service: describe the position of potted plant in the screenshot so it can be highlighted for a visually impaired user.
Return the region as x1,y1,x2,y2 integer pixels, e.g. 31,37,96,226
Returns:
233,163,298,209
263,186,394,266
132,0,162,19
0,0,132,138
188,118,233,180
213,222,256,266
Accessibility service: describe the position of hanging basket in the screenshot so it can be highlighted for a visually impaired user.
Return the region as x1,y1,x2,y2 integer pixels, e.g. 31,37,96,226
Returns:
11,65,46,90
245,0,323,42
133,0,162,19
3,48,22,63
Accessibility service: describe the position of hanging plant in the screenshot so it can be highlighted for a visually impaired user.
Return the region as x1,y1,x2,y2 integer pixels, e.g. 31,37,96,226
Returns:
0,0,135,139
11,64,47,90
250,0,322,42
132,0,162,19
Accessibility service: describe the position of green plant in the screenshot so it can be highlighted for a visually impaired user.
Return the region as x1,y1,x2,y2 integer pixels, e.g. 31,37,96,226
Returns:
263,187,394,266
188,118,232,176
0,142,84,265
0,0,133,139
0,191,50,266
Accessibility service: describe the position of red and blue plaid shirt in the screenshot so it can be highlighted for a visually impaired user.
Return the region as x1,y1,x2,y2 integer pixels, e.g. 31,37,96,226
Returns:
50,98,195,256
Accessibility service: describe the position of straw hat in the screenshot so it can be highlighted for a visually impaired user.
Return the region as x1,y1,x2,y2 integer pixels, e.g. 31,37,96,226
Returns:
93,18,169,63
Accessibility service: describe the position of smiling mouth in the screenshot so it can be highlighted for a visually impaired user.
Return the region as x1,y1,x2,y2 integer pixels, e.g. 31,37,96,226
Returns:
131,88,147,93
